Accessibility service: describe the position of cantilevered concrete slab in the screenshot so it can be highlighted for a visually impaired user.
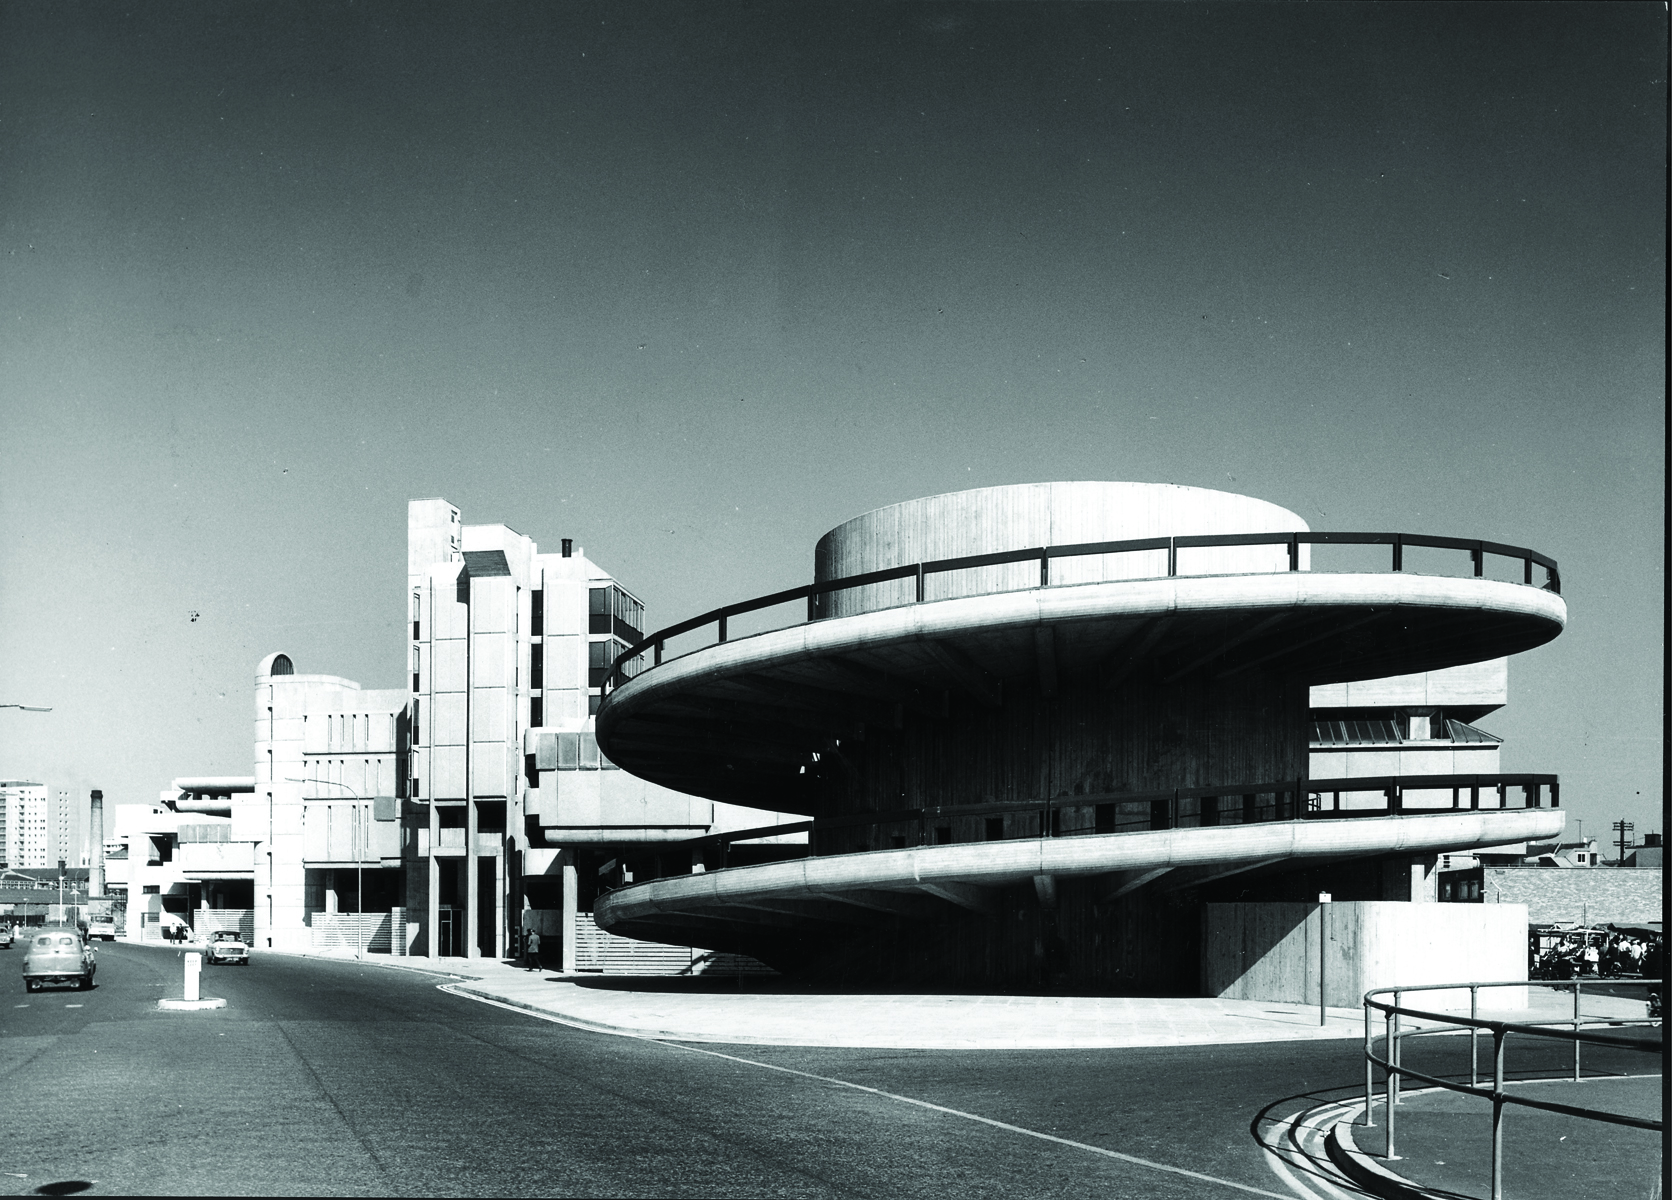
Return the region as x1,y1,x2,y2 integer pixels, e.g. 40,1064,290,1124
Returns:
600,571,1564,811
597,808,1562,946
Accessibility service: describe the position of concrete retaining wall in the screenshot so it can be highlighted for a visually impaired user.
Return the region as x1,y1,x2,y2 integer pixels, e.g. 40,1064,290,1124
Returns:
1204,901,1529,1009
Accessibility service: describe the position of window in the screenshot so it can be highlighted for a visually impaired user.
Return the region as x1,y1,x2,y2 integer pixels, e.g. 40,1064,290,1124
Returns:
412,700,420,746
529,697,543,728
985,817,1005,841
588,640,616,688
589,585,645,643
530,589,543,637
412,645,420,693
530,643,543,690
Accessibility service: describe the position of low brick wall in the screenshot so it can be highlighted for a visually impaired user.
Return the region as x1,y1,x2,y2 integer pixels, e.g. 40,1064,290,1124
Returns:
1482,867,1661,925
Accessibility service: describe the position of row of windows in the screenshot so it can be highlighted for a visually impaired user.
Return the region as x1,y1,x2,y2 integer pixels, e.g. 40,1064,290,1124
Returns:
589,585,644,643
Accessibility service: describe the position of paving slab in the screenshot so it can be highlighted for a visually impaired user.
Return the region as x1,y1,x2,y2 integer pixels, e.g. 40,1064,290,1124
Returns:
262,947,1660,1050
1341,1076,1662,1200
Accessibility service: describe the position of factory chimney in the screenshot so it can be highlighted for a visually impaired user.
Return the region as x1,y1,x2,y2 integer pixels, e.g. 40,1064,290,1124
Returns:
88,790,105,897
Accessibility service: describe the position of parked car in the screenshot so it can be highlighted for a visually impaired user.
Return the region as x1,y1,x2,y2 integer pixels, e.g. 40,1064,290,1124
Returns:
23,926,95,992
0,924,13,949
204,928,249,966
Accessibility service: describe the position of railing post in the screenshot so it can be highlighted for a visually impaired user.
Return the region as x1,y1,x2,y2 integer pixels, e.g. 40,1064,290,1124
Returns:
1288,534,1299,572
1473,542,1485,577
1040,548,1050,588
915,562,925,602
1167,538,1176,577
1523,556,1533,585
1392,534,1403,573
1490,1027,1506,1200
1385,996,1399,1159
717,614,727,644
654,639,664,667
1470,985,1479,1086
1392,992,1402,1108
1363,999,1375,1127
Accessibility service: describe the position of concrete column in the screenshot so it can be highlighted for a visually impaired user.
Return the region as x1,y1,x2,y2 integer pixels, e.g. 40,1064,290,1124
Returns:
560,848,578,974
465,805,479,956
426,846,440,957
1410,856,1437,902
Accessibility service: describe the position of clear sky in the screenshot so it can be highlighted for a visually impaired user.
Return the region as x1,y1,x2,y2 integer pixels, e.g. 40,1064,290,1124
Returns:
2,3,1663,850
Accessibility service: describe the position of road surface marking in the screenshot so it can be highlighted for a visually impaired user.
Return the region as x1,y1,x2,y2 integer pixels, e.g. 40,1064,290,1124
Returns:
65,1004,83,1008
443,984,1292,1198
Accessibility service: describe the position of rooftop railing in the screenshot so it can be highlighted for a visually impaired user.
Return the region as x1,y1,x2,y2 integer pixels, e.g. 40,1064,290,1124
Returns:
1362,978,1662,1200
605,530,1560,692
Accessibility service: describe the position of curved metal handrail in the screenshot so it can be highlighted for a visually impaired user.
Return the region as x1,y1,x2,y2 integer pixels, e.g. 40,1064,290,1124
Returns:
633,772,1557,875
605,529,1561,691
1361,978,1662,1200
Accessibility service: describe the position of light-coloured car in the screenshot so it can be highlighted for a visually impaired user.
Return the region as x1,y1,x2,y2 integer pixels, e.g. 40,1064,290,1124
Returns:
0,924,13,949
23,926,95,992
204,928,249,966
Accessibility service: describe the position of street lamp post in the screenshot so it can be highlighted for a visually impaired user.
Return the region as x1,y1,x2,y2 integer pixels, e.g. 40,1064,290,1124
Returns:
1318,891,1333,1026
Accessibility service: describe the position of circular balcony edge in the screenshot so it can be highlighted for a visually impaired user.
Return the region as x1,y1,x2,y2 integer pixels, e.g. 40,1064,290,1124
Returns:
601,572,1564,728
594,807,1565,937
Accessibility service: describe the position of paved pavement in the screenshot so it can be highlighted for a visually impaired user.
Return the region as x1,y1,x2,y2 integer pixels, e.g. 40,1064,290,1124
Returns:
304,949,1657,1050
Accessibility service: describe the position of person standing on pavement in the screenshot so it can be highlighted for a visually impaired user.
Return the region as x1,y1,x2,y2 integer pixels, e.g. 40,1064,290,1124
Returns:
525,929,542,971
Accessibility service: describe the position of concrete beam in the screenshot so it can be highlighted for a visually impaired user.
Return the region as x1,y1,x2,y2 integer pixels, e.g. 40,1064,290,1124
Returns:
1034,626,1058,697
1100,616,1175,691
1097,867,1174,903
1160,612,1288,684
919,638,1002,708
910,881,1000,917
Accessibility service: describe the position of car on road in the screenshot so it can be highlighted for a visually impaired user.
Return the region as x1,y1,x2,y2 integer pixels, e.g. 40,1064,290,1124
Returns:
23,926,95,992
0,924,13,949
204,928,250,965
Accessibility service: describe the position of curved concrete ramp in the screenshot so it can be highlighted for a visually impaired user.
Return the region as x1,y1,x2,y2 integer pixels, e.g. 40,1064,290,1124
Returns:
597,808,1562,947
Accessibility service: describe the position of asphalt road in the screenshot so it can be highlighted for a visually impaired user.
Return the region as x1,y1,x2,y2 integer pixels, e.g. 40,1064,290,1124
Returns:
1,942,1656,1198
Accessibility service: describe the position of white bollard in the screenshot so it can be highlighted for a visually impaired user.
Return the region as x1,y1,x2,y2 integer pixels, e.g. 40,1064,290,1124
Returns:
184,952,202,1002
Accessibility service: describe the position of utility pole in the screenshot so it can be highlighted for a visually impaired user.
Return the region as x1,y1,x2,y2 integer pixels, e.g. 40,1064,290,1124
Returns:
1612,819,1634,866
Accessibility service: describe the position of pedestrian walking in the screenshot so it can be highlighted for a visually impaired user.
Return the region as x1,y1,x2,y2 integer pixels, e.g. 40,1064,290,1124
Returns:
525,929,542,971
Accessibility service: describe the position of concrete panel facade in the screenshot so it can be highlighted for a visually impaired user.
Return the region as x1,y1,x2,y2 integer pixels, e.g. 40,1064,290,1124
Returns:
817,667,1308,848
1203,901,1530,1008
